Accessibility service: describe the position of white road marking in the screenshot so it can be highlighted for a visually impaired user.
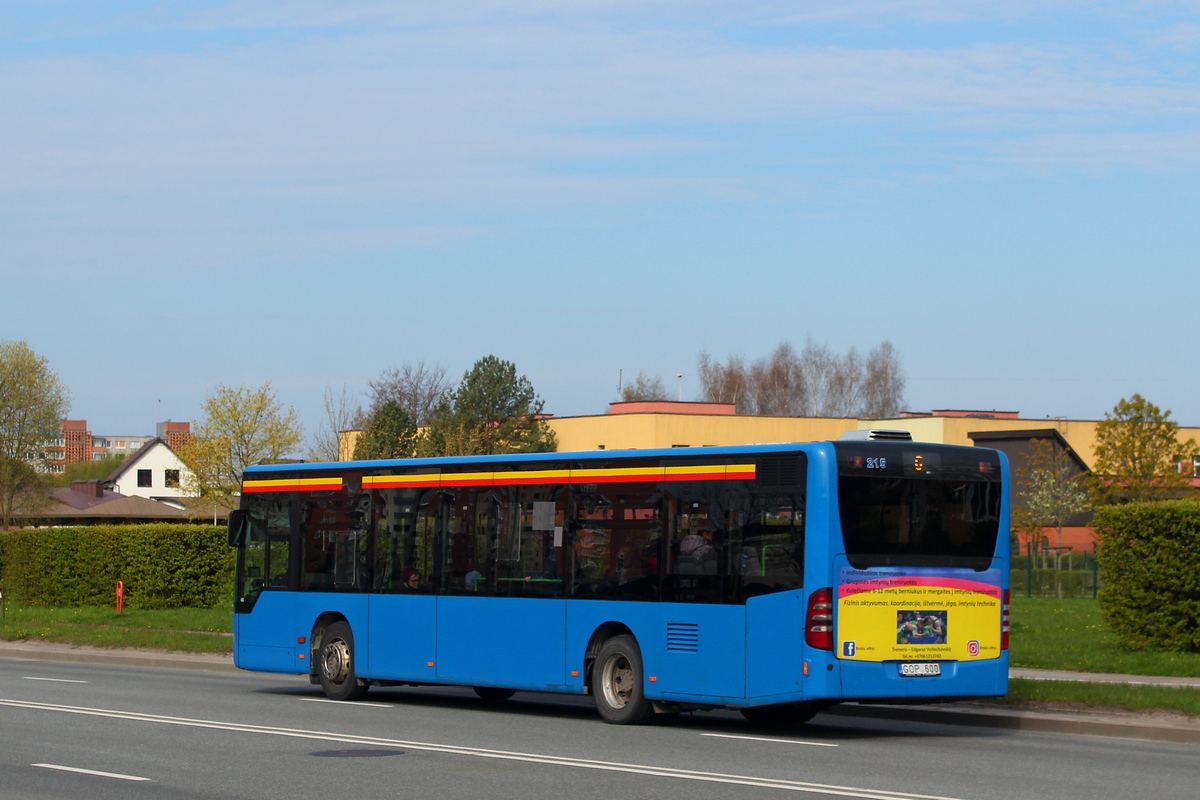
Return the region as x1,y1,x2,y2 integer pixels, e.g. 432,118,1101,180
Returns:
702,732,838,747
33,763,151,781
4,698,971,800
23,677,89,684
300,697,395,708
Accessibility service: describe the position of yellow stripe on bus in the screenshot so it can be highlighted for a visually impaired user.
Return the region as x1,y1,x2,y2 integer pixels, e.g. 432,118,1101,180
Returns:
244,478,342,489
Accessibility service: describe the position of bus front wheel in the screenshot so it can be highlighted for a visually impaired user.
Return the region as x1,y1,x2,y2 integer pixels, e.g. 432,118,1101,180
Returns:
592,635,653,725
318,621,369,701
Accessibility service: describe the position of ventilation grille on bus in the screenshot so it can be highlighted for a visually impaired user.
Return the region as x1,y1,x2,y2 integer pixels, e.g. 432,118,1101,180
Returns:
666,623,700,653
837,429,913,442
757,455,801,487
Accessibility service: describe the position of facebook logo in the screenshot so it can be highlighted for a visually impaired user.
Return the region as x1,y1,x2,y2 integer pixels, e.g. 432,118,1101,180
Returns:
842,641,857,657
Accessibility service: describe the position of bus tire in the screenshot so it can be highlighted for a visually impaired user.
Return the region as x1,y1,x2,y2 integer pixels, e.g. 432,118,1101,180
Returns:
592,634,653,725
740,701,824,727
473,686,517,702
318,621,369,701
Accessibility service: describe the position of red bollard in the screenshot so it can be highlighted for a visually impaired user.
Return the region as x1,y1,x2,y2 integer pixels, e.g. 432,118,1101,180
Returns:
116,580,124,613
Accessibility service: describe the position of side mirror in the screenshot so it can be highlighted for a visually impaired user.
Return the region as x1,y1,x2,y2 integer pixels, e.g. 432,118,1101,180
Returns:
227,509,248,547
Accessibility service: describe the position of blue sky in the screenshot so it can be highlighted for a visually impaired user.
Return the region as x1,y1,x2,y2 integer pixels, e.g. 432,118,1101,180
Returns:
3,1,1199,443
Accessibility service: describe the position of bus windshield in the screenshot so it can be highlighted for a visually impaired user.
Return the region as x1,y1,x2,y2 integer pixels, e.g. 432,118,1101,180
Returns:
834,442,1002,570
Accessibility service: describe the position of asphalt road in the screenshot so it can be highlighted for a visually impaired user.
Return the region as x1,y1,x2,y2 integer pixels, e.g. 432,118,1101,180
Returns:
0,658,1196,800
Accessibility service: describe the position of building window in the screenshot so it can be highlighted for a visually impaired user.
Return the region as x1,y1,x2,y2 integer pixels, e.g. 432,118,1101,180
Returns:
130,441,141,450
137,469,152,488
165,469,180,488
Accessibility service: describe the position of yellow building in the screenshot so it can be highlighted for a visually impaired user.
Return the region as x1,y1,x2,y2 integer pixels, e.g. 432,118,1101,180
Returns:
340,401,1200,473
548,402,1199,473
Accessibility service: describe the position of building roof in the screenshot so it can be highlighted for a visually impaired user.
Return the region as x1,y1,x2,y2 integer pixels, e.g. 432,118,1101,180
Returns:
968,428,1092,474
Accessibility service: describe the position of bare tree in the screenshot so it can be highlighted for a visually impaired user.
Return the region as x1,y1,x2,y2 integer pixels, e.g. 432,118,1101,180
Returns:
749,343,802,416
696,338,905,418
797,338,836,416
697,351,750,411
825,345,864,418
308,385,365,462
367,362,451,426
861,341,905,418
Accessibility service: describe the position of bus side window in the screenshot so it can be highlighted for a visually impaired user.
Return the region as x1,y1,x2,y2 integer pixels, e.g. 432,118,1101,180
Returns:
266,536,290,588
371,488,418,594
732,494,804,598
571,487,661,602
493,489,566,598
298,486,370,592
663,498,723,604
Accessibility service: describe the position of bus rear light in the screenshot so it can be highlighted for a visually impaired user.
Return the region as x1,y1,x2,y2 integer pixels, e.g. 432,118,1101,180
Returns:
806,587,834,650
1001,590,1010,650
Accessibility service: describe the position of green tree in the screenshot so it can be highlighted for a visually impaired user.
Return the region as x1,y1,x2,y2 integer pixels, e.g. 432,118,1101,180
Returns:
1013,439,1090,583
353,400,419,460
0,340,71,529
180,382,303,509
50,453,127,487
1089,394,1198,505
421,356,556,457
619,372,671,402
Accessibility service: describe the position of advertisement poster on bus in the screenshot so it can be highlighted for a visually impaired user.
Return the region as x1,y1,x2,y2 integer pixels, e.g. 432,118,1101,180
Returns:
835,566,1003,662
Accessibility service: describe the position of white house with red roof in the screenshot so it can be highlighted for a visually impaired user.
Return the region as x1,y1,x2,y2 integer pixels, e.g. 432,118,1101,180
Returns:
105,438,197,505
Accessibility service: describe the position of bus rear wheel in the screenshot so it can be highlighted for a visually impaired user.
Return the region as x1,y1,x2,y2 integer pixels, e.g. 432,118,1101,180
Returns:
318,621,369,701
592,635,653,725
740,701,825,727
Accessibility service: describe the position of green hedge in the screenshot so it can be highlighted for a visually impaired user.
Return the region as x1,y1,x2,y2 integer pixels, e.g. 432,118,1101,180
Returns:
0,524,233,609
1094,500,1200,652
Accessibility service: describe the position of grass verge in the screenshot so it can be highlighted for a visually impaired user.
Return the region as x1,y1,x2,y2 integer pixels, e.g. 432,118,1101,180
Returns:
0,606,232,654
998,678,1200,718
1009,597,1200,677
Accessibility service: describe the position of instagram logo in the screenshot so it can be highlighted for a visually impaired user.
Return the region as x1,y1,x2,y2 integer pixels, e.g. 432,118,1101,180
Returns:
967,640,980,656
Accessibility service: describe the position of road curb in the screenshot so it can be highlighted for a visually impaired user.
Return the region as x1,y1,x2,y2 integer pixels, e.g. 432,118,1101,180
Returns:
0,641,238,673
826,702,1200,745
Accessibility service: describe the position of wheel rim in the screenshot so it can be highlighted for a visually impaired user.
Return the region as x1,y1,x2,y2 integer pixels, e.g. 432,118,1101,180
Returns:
600,652,634,709
322,638,351,685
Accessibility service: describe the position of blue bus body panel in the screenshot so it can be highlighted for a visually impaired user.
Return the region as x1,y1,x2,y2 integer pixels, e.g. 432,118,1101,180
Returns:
651,602,745,703
745,590,805,703
840,652,1009,699
234,592,300,673
435,597,568,690
366,594,438,681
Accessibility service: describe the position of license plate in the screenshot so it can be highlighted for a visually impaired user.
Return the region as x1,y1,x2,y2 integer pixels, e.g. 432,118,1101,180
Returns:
898,662,941,677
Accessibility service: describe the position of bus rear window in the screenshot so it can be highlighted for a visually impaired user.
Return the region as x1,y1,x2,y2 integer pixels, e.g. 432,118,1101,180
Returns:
834,443,1002,570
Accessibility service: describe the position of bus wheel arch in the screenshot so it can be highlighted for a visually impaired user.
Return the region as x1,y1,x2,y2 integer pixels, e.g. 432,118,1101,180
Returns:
591,632,653,725
314,617,369,701
582,621,634,693
309,612,347,669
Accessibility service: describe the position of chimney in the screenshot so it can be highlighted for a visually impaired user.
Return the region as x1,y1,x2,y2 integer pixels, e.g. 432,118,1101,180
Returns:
71,480,104,498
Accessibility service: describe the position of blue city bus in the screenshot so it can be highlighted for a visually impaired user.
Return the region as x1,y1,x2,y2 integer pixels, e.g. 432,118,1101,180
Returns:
226,430,1010,725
